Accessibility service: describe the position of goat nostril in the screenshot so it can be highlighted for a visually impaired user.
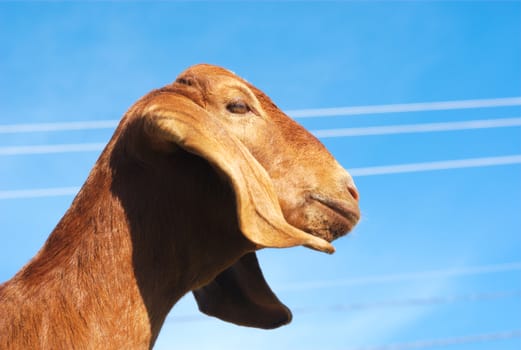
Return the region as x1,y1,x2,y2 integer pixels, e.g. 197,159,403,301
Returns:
348,185,359,202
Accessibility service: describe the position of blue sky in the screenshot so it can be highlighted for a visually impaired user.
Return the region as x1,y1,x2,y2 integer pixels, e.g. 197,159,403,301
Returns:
1,1,520,349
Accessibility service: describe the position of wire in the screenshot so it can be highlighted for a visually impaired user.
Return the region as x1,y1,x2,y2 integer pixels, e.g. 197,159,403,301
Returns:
0,143,106,156
165,289,521,323
277,261,521,291
1,155,520,199
312,117,521,138
345,330,521,350
1,118,520,156
348,155,521,177
0,187,80,200
288,97,521,119
1,97,520,134
300,290,521,312
0,120,118,134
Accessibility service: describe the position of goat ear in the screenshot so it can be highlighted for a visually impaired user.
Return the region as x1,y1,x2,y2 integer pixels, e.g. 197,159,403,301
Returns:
193,252,291,329
143,94,334,253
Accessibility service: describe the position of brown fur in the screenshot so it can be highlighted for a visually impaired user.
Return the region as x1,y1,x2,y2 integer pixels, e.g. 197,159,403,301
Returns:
0,64,359,349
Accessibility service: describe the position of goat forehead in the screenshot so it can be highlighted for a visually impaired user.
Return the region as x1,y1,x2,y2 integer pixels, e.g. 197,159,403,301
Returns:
176,67,253,100
177,64,327,150
180,64,239,81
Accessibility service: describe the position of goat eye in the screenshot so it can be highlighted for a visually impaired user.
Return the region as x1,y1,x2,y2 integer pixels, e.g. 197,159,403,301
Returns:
226,101,251,114
176,77,193,86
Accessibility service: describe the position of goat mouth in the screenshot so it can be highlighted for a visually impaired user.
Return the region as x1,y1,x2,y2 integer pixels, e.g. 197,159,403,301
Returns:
309,194,360,240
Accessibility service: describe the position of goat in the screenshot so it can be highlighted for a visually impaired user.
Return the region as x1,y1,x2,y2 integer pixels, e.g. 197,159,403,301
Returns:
0,64,360,349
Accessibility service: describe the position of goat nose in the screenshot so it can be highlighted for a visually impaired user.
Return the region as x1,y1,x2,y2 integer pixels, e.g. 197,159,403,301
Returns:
339,164,359,201
348,184,359,202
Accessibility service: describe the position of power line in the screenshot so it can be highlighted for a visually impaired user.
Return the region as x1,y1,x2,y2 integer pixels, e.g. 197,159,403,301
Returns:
295,290,521,313
289,96,521,119
0,187,80,200
0,143,106,156
1,118,520,156
1,97,520,134
312,117,521,138
348,155,521,177
278,261,521,291
0,120,118,134
1,155,520,199
166,289,521,323
346,330,521,350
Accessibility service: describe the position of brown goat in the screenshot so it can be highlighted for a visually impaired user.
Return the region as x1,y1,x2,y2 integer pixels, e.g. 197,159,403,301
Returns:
0,64,360,349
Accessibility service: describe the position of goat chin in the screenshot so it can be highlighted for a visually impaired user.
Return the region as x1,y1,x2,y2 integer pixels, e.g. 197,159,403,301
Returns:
0,64,359,349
